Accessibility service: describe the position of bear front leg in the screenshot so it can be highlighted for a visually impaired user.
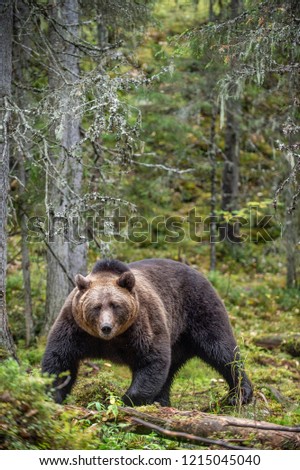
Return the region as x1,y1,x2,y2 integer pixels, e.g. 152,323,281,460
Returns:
123,353,171,406
43,358,78,404
42,317,93,403
42,325,79,403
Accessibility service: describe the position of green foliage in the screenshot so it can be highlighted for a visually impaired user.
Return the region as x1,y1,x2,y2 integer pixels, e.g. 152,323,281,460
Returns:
0,359,181,450
0,359,98,449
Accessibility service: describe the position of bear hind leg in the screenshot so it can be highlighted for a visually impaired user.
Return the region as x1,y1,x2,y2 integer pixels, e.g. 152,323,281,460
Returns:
193,336,253,405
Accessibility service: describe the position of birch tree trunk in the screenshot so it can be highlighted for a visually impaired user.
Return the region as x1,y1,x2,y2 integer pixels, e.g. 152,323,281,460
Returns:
44,0,87,333
0,0,17,359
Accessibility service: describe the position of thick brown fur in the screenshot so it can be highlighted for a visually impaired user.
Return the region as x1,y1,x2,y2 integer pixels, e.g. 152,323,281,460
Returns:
42,258,253,406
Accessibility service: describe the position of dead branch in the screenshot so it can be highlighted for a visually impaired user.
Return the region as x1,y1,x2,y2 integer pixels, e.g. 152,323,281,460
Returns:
129,158,194,174
130,416,251,450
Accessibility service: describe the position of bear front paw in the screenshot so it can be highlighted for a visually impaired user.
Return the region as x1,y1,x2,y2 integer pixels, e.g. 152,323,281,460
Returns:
227,383,253,406
122,393,154,407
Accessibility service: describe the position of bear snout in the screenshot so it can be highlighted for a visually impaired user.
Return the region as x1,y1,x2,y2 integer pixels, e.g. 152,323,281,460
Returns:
98,321,115,339
101,323,113,335
98,309,116,339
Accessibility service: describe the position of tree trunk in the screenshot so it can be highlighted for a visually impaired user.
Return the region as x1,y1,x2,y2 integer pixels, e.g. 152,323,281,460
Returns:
285,212,298,289
220,0,242,245
18,160,34,346
13,0,34,346
97,0,108,49
44,0,87,333
209,107,217,271
230,0,241,17
285,189,299,289
0,0,17,360
221,103,240,243
222,105,239,215
209,0,214,22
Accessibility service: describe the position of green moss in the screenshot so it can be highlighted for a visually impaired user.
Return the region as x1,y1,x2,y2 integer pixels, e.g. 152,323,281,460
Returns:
70,362,126,407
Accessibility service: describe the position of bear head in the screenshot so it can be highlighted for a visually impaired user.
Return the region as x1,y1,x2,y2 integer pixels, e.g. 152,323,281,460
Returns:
72,261,138,340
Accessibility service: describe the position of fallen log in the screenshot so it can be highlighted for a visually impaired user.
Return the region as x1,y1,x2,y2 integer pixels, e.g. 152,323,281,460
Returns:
254,334,300,357
119,406,300,450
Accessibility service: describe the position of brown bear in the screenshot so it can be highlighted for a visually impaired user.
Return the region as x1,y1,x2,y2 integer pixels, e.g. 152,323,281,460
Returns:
42,258,253,406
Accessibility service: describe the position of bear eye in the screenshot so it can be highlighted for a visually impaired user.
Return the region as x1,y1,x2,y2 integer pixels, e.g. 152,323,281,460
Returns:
92,305,102,313
110,302,118,310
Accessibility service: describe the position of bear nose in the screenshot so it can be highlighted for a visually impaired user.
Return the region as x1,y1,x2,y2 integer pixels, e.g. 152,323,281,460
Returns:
101,324,112,335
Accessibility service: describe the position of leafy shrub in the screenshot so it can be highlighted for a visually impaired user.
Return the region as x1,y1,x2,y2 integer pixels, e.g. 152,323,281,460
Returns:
0,359,97,449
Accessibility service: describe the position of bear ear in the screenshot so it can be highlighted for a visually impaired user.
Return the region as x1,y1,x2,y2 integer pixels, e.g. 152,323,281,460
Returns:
117,271,135,292
75,274,91,291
